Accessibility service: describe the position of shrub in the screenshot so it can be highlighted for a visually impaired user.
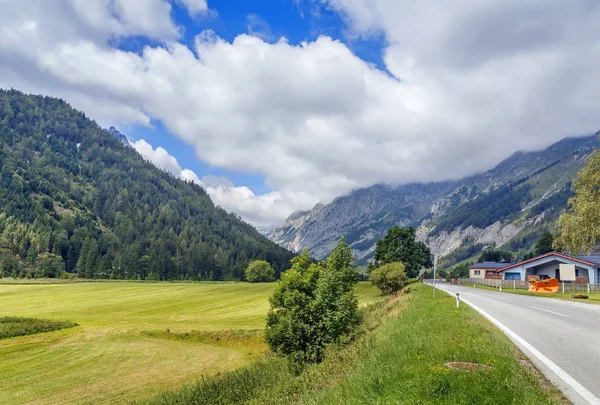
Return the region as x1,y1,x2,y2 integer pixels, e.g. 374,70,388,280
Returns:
36,253,65,278
370,262,408,294
245,260,275,283
0,317,78,339
266,239,361,368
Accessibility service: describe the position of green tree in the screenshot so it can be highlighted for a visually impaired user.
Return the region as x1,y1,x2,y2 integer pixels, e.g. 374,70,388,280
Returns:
36,253,65,278
370,227,432,278
370,262,407,294
556,134,600,253
266,248,323,366
313,238,361,346
244,260,275,282
478,249,513,263
76,237,92,278
266,239,361,368
535,232,554,256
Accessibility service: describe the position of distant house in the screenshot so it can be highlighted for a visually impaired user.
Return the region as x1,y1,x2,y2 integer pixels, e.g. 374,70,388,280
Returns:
495,252,600,284
469,262,509,279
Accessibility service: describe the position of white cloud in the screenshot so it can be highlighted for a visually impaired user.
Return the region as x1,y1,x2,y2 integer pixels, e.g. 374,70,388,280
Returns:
131,139,182,175
176,0,209,17
180,168,203,185
132,139,303,227
246,14,274,41
0,0,599,227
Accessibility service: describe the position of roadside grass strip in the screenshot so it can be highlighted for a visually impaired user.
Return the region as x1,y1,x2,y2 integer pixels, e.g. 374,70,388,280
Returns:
148,283,565,405
0,317,78,339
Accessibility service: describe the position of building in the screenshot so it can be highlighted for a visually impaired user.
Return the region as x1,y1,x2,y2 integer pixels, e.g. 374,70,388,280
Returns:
496,252,600,284
469,262,509,279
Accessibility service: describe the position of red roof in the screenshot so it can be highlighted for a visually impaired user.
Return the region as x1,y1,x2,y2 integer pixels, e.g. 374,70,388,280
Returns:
496,252,596,273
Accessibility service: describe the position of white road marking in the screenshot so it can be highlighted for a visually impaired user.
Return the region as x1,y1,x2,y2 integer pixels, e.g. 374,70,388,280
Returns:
531,306,568,317
431,284,600,405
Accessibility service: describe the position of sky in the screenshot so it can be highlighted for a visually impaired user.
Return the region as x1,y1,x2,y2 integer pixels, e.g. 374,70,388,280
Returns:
0,0,599,228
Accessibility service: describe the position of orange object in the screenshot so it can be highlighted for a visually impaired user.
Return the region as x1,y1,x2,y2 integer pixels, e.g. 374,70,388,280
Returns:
528,277,559,293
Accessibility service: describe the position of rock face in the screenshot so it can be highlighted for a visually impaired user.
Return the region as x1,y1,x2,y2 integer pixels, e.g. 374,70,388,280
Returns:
107,126,130,146
269,135,598,265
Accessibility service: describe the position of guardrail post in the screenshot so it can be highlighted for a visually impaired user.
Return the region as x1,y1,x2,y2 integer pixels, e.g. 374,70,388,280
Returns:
513,280,516,289
588,283,590,294
562,281,564,294
456,293,460,308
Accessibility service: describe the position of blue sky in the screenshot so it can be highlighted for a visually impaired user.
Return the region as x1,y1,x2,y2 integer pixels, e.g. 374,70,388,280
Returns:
121,0,387,197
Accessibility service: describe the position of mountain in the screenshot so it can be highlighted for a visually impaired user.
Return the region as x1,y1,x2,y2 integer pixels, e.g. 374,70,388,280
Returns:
269,134,598,268
0,89,293,280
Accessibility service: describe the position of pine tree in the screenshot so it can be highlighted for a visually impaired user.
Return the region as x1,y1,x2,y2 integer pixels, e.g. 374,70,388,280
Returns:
76,237,92,278
535,232,554,256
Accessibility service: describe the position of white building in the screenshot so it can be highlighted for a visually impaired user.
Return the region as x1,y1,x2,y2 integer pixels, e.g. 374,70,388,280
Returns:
496,252,600,284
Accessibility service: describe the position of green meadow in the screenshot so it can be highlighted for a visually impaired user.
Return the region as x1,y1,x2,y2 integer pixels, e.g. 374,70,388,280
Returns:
0,281,381,405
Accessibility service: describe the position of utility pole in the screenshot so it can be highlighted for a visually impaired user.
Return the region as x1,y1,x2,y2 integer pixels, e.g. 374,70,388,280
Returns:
433,253,437,298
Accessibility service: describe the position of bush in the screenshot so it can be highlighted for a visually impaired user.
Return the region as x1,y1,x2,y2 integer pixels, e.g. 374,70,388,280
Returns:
266,239,361,368
245,260,275,283
0,317,78,339
36,253,65,278
370,262,408,294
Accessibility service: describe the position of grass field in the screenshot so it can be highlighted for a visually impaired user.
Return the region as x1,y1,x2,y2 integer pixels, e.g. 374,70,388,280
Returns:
149,283,566,405
470,284,600,304
0,281,382,405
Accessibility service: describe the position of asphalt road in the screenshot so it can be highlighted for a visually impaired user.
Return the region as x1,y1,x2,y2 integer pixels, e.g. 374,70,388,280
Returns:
427,282,600,405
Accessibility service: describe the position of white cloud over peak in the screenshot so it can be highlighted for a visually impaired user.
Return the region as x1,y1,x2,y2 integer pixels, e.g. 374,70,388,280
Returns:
1,0,599,227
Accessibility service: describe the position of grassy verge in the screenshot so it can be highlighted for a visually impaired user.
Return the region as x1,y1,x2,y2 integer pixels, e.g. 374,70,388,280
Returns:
147,283,566,405
468,283,600,304
0,317,78,339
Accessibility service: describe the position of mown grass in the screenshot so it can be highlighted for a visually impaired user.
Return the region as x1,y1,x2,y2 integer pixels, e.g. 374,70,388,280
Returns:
0,281,382,404
147,283,566,405
0,317,78,339
470,283,600,304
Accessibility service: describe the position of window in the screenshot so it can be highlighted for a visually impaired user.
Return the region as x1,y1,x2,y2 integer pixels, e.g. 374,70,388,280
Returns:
575,269,579,277
474,270,481,275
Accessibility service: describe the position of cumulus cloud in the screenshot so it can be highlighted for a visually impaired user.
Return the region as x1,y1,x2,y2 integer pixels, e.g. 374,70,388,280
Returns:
131,139,183,175
0,0,599,226
176,0,209,18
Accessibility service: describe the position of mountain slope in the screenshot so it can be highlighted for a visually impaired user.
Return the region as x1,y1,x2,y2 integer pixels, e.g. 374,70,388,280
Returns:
269,134,598,266
0,89,293,279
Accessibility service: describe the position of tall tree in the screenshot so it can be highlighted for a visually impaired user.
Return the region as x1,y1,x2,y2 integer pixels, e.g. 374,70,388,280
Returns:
556,133,600,254
535,232,554,256
370,227,432,278
266,239,361,368
313,237,360,345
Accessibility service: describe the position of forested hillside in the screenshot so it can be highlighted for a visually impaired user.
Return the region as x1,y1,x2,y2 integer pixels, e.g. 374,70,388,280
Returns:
0,89,294,280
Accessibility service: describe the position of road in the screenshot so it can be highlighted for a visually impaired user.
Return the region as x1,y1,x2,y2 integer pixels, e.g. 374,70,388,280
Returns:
427,282,600,405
